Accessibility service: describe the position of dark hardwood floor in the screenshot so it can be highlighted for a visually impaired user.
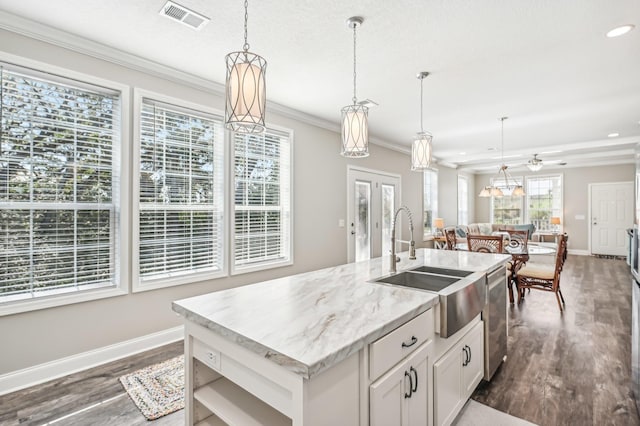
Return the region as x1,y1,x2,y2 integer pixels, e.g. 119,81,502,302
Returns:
0,341,184,426
1,255,637,425
473,255,640,426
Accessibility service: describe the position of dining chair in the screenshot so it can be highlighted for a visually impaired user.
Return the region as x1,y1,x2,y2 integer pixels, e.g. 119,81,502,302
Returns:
444,227,457,250
515,234,568,312
499,229,529,251
466,235,503,254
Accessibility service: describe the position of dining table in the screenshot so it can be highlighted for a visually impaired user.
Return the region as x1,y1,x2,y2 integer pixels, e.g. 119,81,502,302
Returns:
455,242,556,303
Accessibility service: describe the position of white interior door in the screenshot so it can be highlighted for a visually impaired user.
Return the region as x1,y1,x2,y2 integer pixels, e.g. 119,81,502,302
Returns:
590,182,633,256
347,167,401,263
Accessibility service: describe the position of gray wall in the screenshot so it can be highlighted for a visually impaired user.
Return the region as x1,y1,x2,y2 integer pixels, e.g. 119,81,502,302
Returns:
474,164,635,251
0,29,425,374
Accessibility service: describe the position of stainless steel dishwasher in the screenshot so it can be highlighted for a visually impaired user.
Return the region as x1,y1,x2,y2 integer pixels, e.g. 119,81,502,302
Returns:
482,264,507,381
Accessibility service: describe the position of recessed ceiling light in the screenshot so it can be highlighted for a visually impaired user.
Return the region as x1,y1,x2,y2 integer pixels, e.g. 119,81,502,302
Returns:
608,132,620,138
459,152,467,155
541,150,562,154
606,25,635,38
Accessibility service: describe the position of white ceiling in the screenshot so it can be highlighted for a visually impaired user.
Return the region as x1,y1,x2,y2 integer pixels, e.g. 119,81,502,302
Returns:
0,0,639,172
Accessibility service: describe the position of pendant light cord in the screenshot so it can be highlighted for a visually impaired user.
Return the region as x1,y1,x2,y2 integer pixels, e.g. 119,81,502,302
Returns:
243,0,250,51
352,24,358,104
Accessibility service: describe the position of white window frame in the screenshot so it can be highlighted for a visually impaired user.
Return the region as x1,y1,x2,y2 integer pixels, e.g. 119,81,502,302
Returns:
423,168,438,239
524,173,563,231
131,89,228,292
0,53,130,316
230,125,294,275
457,174,469,225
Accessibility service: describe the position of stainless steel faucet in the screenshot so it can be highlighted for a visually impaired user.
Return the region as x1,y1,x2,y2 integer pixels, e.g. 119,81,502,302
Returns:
390,206,416,273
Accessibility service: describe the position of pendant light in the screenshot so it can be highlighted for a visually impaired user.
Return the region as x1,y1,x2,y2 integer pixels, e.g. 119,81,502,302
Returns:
411,71,433,170
478,117,525,197
225,0,266,133
341,17,369,158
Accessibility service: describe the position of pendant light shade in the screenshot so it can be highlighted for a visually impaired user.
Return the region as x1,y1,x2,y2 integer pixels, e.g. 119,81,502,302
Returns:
411,132,433,170
225,0,266,134
341,17,369,158
341,104,369,157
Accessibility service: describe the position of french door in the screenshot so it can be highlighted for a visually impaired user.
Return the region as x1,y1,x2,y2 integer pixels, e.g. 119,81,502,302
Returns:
347,167,401,263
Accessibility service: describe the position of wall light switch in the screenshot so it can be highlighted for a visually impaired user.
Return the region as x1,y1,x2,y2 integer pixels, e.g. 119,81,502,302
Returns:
338,219,345,228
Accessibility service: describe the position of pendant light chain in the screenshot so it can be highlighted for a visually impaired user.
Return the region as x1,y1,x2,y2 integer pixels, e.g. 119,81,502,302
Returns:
501,117,505,164
243,0,249,52
352,24,357,104
420,77,424,133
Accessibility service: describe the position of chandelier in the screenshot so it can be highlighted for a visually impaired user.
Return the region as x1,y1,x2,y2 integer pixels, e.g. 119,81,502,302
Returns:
478,117,525,198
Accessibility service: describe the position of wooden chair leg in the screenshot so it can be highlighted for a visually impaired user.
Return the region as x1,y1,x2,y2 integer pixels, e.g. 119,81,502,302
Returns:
555,292,564,312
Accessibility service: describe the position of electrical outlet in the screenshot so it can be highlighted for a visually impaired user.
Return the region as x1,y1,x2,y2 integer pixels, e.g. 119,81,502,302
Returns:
206,350,221,370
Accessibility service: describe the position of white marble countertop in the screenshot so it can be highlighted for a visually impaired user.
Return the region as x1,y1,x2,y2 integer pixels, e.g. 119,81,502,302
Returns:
173,248,509,379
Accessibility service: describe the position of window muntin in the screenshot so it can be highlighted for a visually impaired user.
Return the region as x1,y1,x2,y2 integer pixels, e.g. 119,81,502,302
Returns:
423,169,438,237
490,177,524,224
233,129,291,271
0,64,120,303
137,98,224,285
526,175,562,231
457,175,468,225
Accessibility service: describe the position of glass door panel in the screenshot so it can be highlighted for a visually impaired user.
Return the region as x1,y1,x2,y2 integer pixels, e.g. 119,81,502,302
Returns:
381,184,395,258
355,181,371,262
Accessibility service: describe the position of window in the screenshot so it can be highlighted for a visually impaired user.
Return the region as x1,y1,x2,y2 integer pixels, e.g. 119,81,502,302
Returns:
0,63,121,305
423,169,438,237
457,175,468,225
135,96,225,289
490,177,524,224
526,175,562,231
232,128,292,272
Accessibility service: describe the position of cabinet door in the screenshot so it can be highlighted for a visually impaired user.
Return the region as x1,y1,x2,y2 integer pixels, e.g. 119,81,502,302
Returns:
433,344,463,426
370,343,429,426
462,322,484,397
406,346,429,426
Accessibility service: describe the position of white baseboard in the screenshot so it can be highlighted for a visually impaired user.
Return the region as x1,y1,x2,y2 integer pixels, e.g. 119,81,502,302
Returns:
0,325,184,396
567,249,590,256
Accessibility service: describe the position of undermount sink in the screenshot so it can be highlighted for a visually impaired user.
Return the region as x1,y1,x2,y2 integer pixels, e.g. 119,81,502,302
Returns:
374,271,459,292
372,266,485,338
409,265,474,278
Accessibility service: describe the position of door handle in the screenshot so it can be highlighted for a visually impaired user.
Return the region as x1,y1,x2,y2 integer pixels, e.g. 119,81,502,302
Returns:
410,366,418,393
404,370,413,398
350,231,355,235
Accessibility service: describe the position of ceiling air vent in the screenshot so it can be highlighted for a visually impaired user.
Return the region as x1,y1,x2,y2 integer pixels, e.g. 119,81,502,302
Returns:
159,1,210,31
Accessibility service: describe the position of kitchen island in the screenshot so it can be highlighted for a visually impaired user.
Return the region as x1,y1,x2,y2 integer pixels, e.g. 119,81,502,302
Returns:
173,248,509,426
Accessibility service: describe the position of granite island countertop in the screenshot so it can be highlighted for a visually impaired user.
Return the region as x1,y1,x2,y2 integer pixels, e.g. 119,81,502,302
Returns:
172,248,509,379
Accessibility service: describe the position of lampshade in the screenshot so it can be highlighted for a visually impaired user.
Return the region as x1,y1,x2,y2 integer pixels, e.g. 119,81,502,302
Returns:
511,185,526,196
411,132,433,170
550,216,561,225
527,162,543,172
341,104,369,157
490,187,504,197
433,218,445,229
478,186,491,197
225,52,267,133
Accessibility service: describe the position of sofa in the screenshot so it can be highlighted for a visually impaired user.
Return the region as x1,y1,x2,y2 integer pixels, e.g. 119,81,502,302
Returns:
454,223,539,241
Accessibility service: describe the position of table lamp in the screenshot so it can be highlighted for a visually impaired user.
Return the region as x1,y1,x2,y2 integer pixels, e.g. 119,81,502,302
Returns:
550,217,561,233
433,218,445,236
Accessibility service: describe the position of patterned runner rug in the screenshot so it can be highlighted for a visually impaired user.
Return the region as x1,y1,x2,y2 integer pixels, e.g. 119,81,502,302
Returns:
119,355,185,420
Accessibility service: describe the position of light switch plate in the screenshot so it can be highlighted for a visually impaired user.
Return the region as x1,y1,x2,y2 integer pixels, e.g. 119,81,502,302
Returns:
338,219,345,227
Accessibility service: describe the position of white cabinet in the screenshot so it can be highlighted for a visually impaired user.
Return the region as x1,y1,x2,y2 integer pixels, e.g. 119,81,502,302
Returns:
433,321,483,426
370,342,429,426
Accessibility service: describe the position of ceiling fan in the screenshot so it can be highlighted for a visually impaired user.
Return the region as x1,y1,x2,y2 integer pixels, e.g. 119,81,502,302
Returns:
527,154,544,171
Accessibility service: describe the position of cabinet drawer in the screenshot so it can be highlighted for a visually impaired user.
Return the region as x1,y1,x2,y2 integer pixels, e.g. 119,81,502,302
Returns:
369,309,434,380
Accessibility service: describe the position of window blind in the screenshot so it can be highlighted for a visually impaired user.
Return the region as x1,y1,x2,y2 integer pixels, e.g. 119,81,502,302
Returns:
233,129,291,268
138,99,224,281
0,64,120,302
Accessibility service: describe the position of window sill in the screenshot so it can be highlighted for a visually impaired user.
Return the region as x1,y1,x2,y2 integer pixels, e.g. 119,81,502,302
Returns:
133,268,227,293
0,286,127,317
231,258,293,276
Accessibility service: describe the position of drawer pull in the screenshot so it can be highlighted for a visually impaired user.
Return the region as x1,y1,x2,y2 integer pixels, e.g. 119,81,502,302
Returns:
401,336,418,348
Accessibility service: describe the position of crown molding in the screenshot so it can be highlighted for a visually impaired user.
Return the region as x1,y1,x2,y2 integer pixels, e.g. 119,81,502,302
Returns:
0,10,408,156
